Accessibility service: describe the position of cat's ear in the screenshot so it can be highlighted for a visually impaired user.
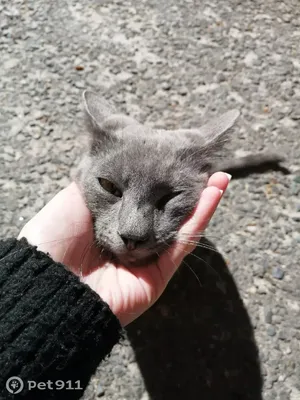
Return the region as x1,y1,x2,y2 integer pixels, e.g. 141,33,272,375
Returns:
175,109,240,152
83,91,138,142
175,109,240,170
197,109,240,147
83,90,116,126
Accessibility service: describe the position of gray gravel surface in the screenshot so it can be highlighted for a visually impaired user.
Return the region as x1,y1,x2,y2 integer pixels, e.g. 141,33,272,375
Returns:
1,0,300,399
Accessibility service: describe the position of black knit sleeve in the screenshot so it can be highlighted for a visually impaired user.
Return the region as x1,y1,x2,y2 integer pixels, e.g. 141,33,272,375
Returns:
0,238,123,400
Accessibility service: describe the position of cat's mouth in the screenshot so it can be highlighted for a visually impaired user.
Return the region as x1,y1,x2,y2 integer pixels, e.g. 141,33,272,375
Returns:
118,238,175,267
119,252,160,267
95,233,175,267
98,245,163,268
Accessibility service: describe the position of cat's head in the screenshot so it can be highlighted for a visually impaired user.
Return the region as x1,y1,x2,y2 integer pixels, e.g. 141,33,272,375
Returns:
76,91,239,267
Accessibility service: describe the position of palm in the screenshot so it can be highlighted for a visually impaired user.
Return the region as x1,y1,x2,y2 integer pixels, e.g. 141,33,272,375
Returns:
60,219,172,327
19,174,229,326
82,261,165,326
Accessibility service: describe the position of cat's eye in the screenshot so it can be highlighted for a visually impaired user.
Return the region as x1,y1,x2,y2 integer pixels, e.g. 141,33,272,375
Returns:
156,191,183,210
98,178,122,198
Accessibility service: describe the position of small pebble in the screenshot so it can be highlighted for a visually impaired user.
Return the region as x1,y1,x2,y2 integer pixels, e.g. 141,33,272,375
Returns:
113,365,124,377
294,175,300,184
290,212,300,222
254,264,266,278
247,225,257,233
264,308,273,324
267,326,276,337
162,82,171,90
96,383,105,397
179,86,188,95
279,391,290,400
278,329,288,341
216,72,226,82
293,319,300,329
272,267,285,280
291,182,300,195
282,13,292,23
285,347,292,355
272,315,282,324
74,81,85,89
139,63,147,73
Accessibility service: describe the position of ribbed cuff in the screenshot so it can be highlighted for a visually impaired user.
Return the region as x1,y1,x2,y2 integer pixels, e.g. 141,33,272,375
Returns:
0,238,123,399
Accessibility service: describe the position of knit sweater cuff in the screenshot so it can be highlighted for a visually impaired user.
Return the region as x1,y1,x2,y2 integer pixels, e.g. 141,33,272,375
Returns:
0,238,123,399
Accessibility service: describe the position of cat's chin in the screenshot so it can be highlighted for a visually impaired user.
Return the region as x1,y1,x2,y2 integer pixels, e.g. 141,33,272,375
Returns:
97,241,170,267
117,252,159,268
96,245,159,268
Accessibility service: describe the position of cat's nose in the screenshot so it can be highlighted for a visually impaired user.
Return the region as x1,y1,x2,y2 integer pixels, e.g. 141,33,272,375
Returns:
120,234,149,251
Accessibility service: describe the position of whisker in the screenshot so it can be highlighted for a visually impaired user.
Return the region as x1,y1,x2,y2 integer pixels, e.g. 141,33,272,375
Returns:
179,247,222,282
79,239,98,277
161,247,178,273
178,232,223,239
154,251,166,286
182,259,203,288
162,239,203,288
177,240,220,254
24,235,89,247
61,243,69,266
179,234,224,242
160,232,221,286
162,245,202,288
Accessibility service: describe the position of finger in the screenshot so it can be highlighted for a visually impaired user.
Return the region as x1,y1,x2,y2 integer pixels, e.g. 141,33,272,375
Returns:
159,172,231,277
171,186,224,266
159,185,226,281
177,171,231,242
207,171,232,191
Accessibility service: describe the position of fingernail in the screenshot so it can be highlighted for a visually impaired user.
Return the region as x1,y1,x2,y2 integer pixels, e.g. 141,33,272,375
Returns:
219,189,224,195
225,173,232,181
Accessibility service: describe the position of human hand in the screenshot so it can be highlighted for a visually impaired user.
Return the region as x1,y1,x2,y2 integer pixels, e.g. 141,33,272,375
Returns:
18,172,230,326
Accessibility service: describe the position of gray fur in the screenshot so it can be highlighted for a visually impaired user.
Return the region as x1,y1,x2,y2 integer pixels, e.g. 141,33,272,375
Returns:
76,91,239,267
76,91,284,267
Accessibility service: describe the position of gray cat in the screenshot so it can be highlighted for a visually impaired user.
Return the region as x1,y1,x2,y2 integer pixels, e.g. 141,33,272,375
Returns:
75,91,285,268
